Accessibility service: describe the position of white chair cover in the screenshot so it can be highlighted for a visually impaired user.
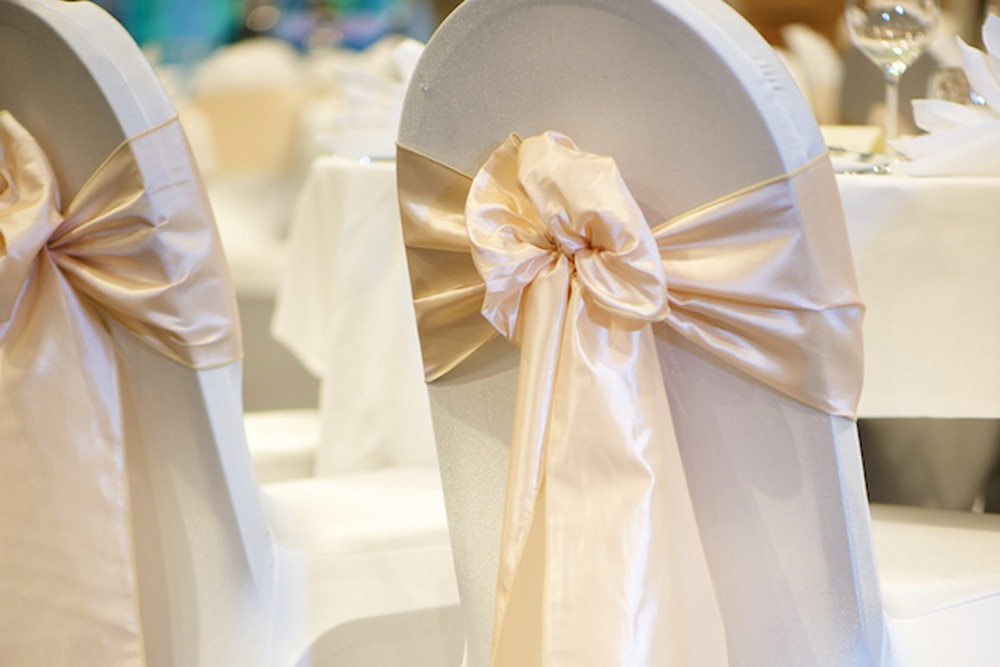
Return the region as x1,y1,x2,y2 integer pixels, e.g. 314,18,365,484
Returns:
397,0,1000,665
396,133,862,666
0,2,458,666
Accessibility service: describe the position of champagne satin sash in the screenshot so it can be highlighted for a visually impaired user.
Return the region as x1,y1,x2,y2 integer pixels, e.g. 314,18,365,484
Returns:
398,132,863,666
0,111,241,666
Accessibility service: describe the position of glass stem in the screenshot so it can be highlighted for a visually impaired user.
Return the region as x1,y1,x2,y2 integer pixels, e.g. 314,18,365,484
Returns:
884,74,900,149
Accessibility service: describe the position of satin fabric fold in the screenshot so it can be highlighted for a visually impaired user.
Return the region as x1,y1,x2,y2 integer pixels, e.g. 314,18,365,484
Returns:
397,134,863,667
0,111,241,666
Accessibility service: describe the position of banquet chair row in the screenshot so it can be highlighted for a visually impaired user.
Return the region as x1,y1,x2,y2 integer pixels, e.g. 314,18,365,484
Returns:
0,1,459,666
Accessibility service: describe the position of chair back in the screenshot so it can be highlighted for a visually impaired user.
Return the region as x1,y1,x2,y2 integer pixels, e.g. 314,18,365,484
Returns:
398,1,883,665
0,2,271,664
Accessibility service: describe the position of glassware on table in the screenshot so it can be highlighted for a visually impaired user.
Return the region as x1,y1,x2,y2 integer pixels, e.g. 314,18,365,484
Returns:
845,0,941,156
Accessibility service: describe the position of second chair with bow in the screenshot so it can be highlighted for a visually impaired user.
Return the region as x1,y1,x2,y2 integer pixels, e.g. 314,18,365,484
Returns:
395,0,1000,665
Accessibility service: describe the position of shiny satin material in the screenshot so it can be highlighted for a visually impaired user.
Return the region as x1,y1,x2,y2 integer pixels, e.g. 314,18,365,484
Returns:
397,134,864,666
0,111,241,666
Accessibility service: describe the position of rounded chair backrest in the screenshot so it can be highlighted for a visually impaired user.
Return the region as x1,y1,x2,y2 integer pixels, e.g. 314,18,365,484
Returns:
399,1,883,665
0,2,271,664
0,0,171,196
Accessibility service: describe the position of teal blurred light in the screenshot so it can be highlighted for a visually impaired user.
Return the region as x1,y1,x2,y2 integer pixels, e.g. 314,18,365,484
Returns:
93,0,241,63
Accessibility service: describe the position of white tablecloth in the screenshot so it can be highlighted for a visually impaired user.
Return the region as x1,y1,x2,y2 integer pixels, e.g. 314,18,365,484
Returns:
272,156,436,475
839,173,1000,418
272,155,1000,475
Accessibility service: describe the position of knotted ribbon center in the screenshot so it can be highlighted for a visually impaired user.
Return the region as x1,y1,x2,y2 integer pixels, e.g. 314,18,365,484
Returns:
465,132,669,343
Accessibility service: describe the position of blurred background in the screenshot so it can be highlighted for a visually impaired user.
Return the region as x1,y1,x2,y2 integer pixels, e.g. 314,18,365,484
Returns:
78,0,999,410
76,0,1000,511
84,0,1000,194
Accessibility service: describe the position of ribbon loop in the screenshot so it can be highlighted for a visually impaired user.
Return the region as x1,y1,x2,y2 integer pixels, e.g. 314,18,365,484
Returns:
0,113,63,321
465,132,669,342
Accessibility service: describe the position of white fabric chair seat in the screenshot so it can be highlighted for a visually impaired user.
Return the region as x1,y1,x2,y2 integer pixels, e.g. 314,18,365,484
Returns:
263,467,460,666
872,505,1000,618
874,504,1000,665
263,467,452,555
245,410,319,483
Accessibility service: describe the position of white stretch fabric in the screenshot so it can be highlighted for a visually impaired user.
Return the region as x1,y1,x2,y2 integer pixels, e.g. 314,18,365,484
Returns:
398,1,1000,666
0,2,458,666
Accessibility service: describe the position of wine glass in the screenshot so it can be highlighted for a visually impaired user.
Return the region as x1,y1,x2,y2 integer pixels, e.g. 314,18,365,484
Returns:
846,0,940,155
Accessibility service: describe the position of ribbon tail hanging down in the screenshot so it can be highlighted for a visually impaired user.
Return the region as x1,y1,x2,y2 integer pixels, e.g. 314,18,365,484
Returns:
490,265,728,667
463,132,728,667
0,251,142,667
488,256,569,667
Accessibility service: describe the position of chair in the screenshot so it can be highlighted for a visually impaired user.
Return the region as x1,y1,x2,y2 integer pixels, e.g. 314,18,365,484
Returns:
0,1,459,665
780,23,844,124
396,0,1000,665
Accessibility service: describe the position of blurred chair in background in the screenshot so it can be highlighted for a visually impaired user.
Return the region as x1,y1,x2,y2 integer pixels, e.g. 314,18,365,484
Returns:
780,23,844,124
192,34,428,483
728,0,843,45
184,38,318,415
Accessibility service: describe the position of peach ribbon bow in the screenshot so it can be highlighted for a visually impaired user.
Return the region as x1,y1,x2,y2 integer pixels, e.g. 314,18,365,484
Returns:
398,132,864,667
0,111,240,666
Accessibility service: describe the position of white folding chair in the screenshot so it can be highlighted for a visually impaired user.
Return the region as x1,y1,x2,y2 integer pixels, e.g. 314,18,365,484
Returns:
0,1,459,665
396,1,1000,665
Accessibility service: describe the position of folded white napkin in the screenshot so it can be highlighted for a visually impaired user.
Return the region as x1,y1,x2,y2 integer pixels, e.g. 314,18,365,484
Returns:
895,15,1000,176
